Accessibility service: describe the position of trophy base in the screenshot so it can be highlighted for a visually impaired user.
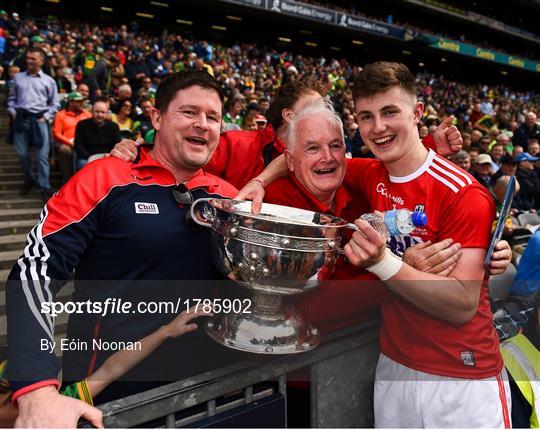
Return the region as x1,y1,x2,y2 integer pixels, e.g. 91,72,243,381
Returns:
206,304,320,354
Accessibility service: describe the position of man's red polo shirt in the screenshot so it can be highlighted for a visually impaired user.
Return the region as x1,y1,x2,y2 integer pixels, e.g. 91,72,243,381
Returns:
265,174,389,334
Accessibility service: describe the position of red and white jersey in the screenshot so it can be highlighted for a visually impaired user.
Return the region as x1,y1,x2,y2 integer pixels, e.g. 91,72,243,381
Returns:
345,149,503,379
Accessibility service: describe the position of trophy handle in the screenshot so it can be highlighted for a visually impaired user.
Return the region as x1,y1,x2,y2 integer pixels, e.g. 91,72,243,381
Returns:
191,198,217,228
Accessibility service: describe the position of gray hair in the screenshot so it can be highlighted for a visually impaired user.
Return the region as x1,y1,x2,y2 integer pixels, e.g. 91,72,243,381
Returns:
284,99,344,150
451,150,470,162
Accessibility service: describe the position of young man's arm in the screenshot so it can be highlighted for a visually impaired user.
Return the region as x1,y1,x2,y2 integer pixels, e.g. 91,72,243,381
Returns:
344,186,494,326
346,229,485,326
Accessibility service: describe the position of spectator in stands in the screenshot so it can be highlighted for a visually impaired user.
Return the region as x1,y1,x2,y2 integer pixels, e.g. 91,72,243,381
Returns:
491,154,518,186
77,82,90,99
76,82,92,110
495,132,513,155
53,66,72,95
527,138,539,157
106,53,125,93
489,142,505,171
52,91,92,183
133,97,154,142
241,113,258,131
471,153,493,189
125,51,150,93
514,152,540,212
74,98,121,169
7,47,58,200
479,135,491,153
259,97,270,114
469,100,483,126
111,83,132,113
470,129,483,148
137,76,156,103
0,9,8,30
490,175,521,237
254,114,267,130
451,150,472,173
513,112,540,150
223,93,245,126
111,99,134,138
74,40,98,85
462,132,471,150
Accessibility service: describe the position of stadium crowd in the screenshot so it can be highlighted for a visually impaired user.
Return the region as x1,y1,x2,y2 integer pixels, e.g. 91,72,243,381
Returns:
1,10,538,210
0,8,539,427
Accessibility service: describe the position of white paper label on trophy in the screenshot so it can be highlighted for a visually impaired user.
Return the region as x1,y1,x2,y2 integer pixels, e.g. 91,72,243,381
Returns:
134,202,160,214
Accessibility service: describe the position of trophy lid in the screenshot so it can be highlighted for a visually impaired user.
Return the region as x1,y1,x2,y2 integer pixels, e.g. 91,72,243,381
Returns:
204,199,349,229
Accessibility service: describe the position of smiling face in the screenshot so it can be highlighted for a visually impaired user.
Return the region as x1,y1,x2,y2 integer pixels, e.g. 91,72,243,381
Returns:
151,85,222,172
92,101,108,125
285,112,346,205
355,86,423,171
490,144,504,161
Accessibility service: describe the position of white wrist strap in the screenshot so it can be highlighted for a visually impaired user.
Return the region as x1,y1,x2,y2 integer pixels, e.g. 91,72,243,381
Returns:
366,249,403,281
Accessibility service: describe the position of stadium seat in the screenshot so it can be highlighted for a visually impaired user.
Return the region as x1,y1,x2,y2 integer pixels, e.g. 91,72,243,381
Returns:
517,212,540,227
489,263,517,302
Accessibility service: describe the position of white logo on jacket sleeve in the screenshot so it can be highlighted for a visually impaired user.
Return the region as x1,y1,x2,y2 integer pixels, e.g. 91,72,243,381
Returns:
135,202,159,214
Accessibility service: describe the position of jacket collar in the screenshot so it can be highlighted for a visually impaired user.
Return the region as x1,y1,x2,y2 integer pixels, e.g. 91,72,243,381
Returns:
132,145,221,189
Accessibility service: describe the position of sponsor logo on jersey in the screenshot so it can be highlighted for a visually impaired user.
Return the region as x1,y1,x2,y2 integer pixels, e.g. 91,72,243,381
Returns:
460,351,476,366
387,235,423,257
376,183,405,206
135,202,159,214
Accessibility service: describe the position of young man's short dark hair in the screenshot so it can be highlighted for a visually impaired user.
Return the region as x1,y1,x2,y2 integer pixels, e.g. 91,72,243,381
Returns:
266,77,328,131
352,62,416,101
155,70,223,113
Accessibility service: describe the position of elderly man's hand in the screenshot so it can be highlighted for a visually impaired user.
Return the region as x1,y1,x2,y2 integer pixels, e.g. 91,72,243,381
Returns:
434,116,462,157
403,239,462,276
235,179,266,214
109,138,143,161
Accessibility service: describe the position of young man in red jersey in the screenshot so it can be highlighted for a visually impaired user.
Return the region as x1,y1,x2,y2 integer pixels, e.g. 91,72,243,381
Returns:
342,62,510,428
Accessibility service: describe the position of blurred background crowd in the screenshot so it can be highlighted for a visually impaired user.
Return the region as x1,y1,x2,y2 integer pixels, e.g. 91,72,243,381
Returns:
1,6,538,209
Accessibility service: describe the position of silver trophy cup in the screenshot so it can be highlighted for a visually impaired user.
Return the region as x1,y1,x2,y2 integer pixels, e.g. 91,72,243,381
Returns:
191,199,349,354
